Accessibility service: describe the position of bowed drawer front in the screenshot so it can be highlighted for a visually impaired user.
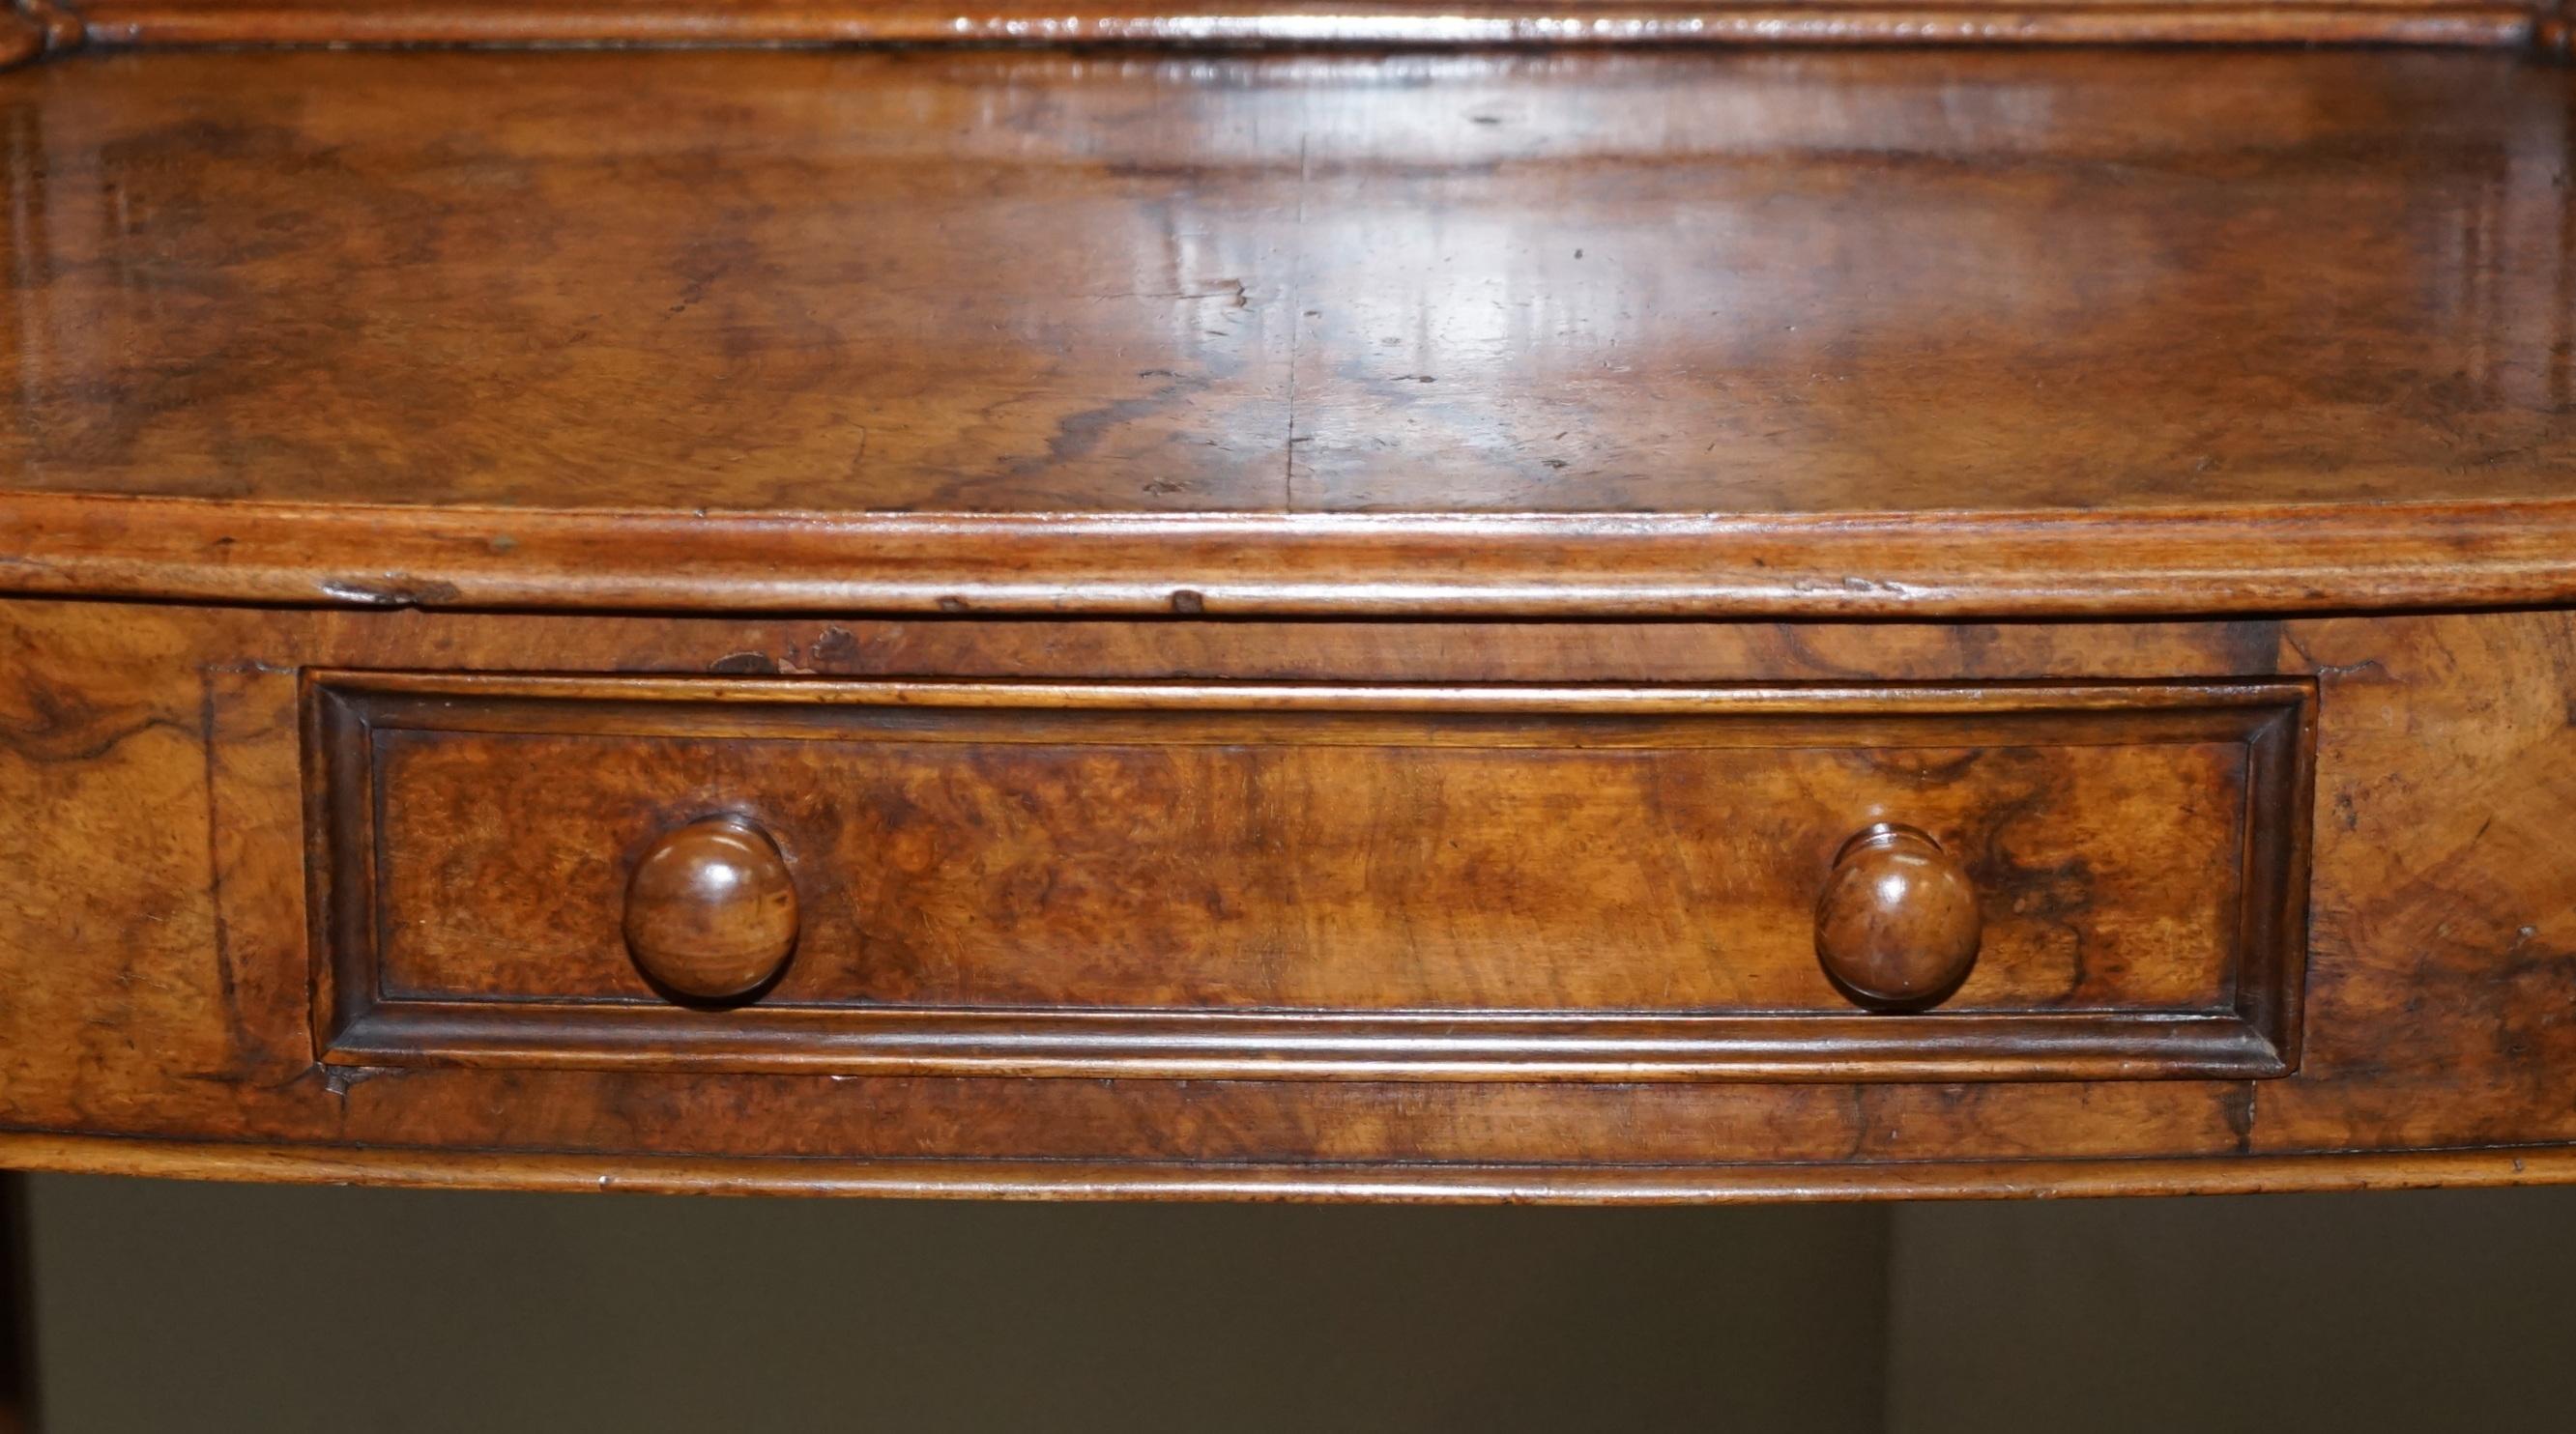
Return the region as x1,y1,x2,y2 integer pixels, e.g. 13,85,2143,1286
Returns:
306,673,2315,1082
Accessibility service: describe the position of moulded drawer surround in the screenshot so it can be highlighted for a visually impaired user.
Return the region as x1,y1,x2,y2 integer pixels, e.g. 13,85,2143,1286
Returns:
307,672,2316,1083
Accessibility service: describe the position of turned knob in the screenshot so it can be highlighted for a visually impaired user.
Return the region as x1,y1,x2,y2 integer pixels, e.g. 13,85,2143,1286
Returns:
1813,823,1982,1009
623,816,799,1001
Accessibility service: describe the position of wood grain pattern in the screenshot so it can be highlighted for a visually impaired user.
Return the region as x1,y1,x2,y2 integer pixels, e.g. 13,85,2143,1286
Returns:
23,0,2553,59
6,50,2576,616
0,18,38,70
18,496,2576,620
0,2,78,69
1813,824,1983,1010
7,1132,2576,1203
621,816,801,1001
308,672,2311,1080
2,45,2573,1202
0,596,2553,1197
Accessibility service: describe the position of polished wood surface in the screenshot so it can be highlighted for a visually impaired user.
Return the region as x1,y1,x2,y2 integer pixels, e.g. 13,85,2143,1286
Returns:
3,0,2548,63
5,50,2576,616
306,671,2307,1080
622,817,800,1001
0,43,2573,1202
9,1133,2576,1202
1813,824,1982,1010
0,599,2549,1197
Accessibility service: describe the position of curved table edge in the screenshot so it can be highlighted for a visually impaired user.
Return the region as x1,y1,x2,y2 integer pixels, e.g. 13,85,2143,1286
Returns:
7,490,2576,618
57,1,2546,52
3,1131,2573,1201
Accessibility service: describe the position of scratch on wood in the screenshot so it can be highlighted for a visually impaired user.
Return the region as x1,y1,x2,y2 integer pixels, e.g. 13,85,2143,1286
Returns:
317,576,463,608
2281,633,2388,682
1283,132,1310,513
197,673,246,1054
2222,1082,2257,1153
319,1064,393,1100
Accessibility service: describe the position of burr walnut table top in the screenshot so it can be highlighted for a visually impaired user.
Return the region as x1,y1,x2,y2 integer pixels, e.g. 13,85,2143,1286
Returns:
4,46,2576,617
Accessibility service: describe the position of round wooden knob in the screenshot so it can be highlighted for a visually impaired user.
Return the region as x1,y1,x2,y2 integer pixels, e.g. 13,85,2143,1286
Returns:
623,816,799,1001
1813,823,1982,1010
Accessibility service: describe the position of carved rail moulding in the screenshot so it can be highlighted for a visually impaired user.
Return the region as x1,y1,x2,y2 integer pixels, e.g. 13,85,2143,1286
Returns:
3,0,2565,63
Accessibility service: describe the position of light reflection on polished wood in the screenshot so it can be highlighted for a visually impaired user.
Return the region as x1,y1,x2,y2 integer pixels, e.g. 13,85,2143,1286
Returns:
0,43,2573,1203
0,599,2557,1198
3,50,2575,616
21,0,2555,59
622,816,800,1002
305,672,2309,1082
1813,824,1983,1011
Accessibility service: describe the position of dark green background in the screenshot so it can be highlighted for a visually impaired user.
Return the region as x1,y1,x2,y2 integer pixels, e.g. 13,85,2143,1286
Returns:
20,1177,2575,1430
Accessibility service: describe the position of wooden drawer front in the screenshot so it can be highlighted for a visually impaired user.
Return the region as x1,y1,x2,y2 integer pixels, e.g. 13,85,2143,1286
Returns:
309,674,2313,1081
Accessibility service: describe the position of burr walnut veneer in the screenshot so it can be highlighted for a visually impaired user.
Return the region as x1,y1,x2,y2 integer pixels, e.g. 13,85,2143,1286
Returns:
2,42,2576,1200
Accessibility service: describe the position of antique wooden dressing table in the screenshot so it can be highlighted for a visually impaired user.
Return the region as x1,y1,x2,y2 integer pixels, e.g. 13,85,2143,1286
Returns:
3,0,2575,1204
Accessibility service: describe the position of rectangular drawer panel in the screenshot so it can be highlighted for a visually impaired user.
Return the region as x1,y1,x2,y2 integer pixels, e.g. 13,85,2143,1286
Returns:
308,674,2312,1081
